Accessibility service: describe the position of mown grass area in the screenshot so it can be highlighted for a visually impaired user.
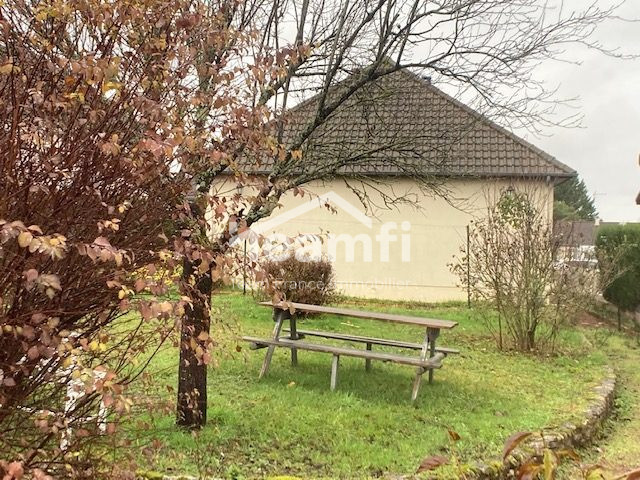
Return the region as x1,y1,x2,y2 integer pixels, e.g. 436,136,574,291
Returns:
126,290,610,479
559,321,640,479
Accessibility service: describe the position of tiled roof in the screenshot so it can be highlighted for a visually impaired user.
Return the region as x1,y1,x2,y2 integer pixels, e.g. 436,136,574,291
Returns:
274,68,575,179
554,220,597,246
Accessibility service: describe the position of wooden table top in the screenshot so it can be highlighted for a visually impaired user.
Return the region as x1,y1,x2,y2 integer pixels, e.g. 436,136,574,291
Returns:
259,301,458,329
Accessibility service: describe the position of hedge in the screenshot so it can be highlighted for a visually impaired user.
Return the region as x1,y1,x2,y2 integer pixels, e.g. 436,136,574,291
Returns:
595,224,640,313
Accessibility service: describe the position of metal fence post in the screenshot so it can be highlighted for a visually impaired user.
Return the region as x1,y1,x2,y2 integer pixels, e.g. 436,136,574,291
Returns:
466,224,471,309
243,239,247,295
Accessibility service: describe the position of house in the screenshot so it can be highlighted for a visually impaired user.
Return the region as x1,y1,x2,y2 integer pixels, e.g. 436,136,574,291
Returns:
554,220,598,267
223,68,576,302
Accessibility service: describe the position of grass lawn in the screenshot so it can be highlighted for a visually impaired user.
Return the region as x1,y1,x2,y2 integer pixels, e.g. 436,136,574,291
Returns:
559,322,640,479
124,291,610,479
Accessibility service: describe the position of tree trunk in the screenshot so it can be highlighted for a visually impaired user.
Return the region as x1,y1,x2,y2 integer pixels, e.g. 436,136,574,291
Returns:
617,307,622,332
176,258,213,429
527,329,536,351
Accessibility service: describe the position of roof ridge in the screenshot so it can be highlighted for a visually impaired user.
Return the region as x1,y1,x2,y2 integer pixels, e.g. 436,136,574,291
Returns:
283,59,400,117
395,68,575,177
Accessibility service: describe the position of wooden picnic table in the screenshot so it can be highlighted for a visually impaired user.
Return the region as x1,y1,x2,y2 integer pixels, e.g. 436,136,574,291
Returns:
242,301,458,402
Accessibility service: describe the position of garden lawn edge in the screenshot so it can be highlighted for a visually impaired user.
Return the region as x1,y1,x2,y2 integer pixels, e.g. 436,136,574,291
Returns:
457,366,617,480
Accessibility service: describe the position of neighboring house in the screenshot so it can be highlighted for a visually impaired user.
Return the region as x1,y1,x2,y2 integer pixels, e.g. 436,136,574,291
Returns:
554,220,597,267
218,68,576,302
554,220,640,268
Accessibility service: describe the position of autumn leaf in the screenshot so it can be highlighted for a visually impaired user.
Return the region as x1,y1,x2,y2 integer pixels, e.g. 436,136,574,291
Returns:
517,462,543,480
542,449,556,480
623,468,640,480
213,96,225,108
101,81,122,94
35,273,62,299
27,346,40,360
582,467,604,480
5,461,24,479
3,377,16,387
32,468,52,480
556,449,580,462
24,269,39,282
502,431,532,461
66,91,85,103
0,61,19,75
39,274,61,291
17,231,33,248
416,455,448,474
93,236,111,247
134,278,146,292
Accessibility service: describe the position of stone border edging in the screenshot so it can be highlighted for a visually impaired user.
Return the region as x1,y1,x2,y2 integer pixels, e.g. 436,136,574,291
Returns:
463,366,617,479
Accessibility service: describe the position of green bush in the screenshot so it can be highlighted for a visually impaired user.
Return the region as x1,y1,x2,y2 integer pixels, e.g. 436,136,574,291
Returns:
261,256,336,305
595,224,640,313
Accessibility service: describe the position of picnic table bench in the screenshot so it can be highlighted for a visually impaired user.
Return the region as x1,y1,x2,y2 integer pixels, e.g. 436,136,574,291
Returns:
242,301,458,402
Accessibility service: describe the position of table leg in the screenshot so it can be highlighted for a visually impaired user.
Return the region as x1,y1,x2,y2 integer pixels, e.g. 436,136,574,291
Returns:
290,315,298,367
427,328,440,384
330,354,340,391
365,342,372,372
411,329,431,402
259,309,286,378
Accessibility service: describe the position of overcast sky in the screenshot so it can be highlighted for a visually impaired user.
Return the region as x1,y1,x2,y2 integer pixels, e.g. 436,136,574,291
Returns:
520,1,640,222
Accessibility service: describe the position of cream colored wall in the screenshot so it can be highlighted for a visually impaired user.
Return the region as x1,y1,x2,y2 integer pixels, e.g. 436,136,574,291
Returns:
214,176,554,302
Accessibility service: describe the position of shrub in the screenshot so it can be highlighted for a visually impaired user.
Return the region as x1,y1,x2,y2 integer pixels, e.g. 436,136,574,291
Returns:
0,1,205,475
595,224,640,325
452,188,593,352
261,256,336,305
